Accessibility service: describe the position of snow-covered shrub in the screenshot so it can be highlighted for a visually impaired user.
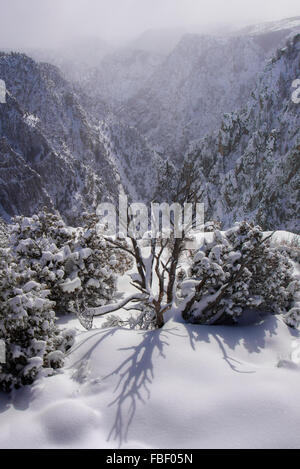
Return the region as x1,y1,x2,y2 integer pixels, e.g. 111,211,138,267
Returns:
274,236,300,264
9,210,132,317
284,306,300,329
0,248,74,392
180,222,299,325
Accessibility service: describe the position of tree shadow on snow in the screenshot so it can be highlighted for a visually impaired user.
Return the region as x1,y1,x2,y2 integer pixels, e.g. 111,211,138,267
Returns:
0,392,10,414
98,314,283,444
103,326,182,446
67,327,120,368
181,312,280,373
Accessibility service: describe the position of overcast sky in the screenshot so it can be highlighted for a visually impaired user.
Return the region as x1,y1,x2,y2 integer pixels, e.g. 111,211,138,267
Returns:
0,0,299,49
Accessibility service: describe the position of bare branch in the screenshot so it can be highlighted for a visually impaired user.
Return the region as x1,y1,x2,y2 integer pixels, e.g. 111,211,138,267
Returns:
104,237,135,257
90,293,147,317
129,281,149,295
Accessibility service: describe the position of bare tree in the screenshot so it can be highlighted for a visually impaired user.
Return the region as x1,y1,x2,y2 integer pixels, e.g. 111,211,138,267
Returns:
78,160,203,330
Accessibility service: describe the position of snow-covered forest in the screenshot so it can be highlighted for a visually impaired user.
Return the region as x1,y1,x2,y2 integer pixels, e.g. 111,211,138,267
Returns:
0,0,300,450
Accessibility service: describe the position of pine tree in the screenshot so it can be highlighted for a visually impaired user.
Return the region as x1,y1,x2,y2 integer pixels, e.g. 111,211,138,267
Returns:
179,222,299,325
9,210,132,319
0,247,74,392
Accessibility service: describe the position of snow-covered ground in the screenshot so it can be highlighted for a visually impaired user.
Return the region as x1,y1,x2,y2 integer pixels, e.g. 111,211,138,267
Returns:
0,312,300,449
0,230,299,449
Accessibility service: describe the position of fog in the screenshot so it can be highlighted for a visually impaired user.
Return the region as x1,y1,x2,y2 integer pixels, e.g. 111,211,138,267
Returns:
0,0,299,49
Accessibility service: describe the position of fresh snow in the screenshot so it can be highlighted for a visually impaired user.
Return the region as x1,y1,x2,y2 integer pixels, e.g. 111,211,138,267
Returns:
60,277,82,294
0,314,299,449
0,231,299,449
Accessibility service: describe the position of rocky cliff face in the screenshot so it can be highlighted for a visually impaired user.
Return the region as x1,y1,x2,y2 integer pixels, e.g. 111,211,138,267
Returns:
184,34,300,232
70,18,298,165
112,24,299,164
0,52,122,223
0,52,162,222
81,48,164,108
0,18,299,231
96,115,163,202
118,34,266,163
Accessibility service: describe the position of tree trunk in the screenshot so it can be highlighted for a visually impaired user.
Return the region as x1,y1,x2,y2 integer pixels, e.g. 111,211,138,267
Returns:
155,308,165,328
167,238,183,303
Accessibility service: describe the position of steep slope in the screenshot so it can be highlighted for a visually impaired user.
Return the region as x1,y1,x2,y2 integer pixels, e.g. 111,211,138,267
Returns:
238,16,300,37
116,34,267,162
0,216,7,247
1,298,300,448
97,115,163,201
115,24,299,163
83,48,164,108
0,53,118,176
184,34,300,232
0,52,122,222
0,133,53,220
1,19,298,223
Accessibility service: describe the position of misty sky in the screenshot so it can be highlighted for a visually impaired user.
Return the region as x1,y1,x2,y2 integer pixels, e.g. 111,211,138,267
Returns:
0,0,300,49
